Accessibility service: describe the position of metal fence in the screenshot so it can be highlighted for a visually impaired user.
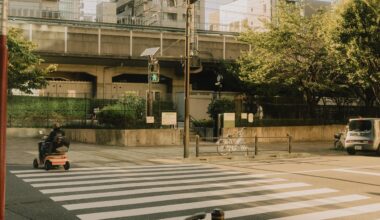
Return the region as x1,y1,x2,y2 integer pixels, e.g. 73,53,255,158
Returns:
7,94,176,129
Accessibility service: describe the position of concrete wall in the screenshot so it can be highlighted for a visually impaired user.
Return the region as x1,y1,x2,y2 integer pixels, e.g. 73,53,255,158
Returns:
6,128,181,147
224,125,347,142
7,125,345,147
64,128,181,147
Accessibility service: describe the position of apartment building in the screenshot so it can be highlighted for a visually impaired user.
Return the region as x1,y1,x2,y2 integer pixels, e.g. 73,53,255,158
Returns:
115,0,205,29
9,0,60,18
220,0,272,32
97,1,117,23
59,0,83,20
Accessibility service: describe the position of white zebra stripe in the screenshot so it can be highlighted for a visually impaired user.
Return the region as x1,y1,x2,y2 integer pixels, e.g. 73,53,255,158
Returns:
77,188,337,220
23,168,227,183
334,169,380,177
16,166,215,178
64,182,310,210
163,194,369,220
10,164,202,174
51,178,286,202
271,203,380,220
40,172,266,194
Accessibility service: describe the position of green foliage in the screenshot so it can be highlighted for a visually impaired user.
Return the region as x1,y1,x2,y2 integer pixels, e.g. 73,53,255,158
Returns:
237,1,347,115
7,28,57,94
192,119,214,128
7,96,90,127
336,0,380,106
207,98,235,119
97,95,146,128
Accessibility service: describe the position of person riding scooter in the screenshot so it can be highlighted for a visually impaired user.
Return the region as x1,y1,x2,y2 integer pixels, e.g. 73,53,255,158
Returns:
35,123,71,170
39,123,67,160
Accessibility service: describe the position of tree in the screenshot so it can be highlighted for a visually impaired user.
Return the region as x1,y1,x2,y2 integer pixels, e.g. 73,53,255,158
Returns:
237,1,345,117
336,0,380,106
7,28,56,94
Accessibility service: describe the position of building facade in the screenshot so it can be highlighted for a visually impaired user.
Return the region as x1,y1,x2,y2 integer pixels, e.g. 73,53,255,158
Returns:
219,0,272,32
96,2,117,23
115,0,205,29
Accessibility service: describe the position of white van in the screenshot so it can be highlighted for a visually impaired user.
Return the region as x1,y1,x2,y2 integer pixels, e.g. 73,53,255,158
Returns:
344,118,380,155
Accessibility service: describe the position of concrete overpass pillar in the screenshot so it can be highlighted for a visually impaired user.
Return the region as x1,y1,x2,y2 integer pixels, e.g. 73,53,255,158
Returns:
96,67,113,99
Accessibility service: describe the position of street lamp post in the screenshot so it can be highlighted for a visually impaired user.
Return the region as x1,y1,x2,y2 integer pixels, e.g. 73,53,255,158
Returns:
184,0,198,158
0,0,8,218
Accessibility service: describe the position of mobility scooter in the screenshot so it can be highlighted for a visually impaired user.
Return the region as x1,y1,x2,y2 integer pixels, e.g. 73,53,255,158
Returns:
33,132,70,171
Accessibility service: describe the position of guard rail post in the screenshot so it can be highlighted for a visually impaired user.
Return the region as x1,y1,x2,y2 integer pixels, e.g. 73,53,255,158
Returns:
211,208,224,220
288,134,292,154
195,135,199,157
254,135,258,155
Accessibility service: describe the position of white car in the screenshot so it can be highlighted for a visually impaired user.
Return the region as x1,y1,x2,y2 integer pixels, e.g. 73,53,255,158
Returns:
344,118,380,155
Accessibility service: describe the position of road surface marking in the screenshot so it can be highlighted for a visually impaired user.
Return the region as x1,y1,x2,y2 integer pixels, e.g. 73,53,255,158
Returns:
51,178,286,202
22,168,229,183
40,172,266,194
334,168,380,177
163,194,369,220
64,182,310,210
10,163,202,174
271,203,380,220
77,188,336,220
16,166,215,178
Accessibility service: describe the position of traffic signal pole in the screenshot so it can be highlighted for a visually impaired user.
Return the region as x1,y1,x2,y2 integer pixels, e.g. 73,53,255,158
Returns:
0,0,8,219
147,56,153,116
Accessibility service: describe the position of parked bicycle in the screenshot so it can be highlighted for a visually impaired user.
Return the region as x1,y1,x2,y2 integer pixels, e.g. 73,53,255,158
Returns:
216,127,249,156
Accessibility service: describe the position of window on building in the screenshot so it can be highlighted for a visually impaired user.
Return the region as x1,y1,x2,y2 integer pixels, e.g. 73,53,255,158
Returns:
167,0,176,7
166,13,177,21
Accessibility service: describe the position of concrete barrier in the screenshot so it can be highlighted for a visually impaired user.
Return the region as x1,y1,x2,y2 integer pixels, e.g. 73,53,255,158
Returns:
7,125,345,146
224,125,346,142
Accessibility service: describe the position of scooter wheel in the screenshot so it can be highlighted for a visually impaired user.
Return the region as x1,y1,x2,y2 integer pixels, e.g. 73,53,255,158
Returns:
45,160,52,171
33,159,39,169
64,161,70,171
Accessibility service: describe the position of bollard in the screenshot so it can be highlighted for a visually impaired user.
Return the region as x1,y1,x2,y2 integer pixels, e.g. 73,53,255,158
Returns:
195,135,200,157
211,208,224,220
288,134,292,154
254,135,258,155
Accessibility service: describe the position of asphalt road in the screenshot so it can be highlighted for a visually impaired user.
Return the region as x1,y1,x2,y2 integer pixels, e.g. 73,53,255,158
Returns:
4,137,380,220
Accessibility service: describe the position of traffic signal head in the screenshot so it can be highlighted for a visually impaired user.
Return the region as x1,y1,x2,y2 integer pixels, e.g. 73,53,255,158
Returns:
148,60,160,83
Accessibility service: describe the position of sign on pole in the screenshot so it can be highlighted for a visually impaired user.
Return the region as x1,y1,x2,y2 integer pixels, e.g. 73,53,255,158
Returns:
162,112,177,126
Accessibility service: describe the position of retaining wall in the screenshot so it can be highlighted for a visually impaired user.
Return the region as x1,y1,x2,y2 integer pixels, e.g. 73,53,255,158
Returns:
6,125,346,146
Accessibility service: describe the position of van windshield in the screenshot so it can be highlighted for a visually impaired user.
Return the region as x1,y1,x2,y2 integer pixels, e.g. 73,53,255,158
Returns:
349,120,372,132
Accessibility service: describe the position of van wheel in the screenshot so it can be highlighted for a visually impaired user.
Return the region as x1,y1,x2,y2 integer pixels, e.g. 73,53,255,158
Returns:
376,145,380,156
347,148,356,155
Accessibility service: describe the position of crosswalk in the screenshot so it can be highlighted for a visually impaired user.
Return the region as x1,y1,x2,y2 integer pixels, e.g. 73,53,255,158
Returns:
10,163,380,220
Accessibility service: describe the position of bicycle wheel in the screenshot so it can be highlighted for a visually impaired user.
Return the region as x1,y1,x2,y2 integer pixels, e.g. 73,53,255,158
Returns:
217,139,231,156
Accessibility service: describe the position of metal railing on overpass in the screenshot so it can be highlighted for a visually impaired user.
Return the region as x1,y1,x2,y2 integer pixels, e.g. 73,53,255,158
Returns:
8,16,240,36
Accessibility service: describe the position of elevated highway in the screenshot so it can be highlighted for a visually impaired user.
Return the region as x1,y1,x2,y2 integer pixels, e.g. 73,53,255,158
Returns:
8,17,248,119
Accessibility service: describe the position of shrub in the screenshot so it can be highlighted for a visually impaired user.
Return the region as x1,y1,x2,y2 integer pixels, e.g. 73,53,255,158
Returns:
97,95,146,128
207,98,235,119
193,119,214,128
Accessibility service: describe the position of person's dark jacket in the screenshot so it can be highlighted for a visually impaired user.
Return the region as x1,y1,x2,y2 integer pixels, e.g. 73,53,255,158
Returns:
46,128,65,143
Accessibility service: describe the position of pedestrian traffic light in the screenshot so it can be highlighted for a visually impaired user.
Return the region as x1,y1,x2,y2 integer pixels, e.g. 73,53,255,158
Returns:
148,59,160,83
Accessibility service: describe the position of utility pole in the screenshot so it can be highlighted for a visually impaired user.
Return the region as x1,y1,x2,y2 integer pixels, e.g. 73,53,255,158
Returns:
0,0,8,219
184,0,198,158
